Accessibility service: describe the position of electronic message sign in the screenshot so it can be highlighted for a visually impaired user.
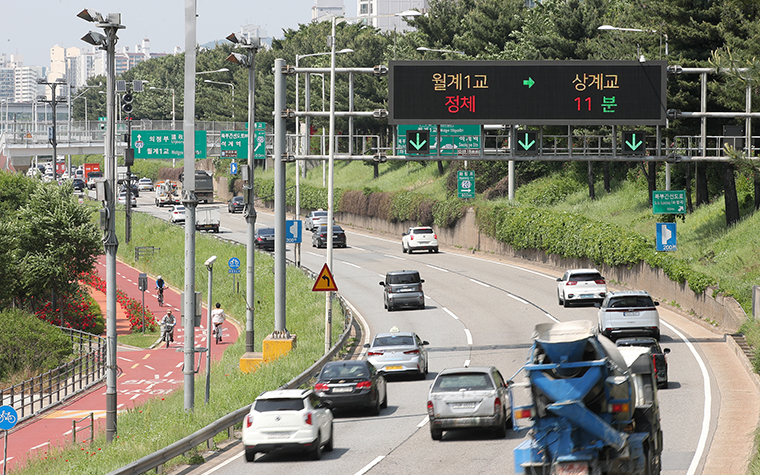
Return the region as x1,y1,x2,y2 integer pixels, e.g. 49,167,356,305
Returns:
389,60,667,126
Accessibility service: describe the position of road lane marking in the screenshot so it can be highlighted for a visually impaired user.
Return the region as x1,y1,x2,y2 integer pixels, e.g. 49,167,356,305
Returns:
469,278,490,288
508,294,528,304
464,329,473,345
175,362,183,368
131,364,139,369
144,365,155,370
417,417,429,428
306,252,322,257
352,246,366,251
142,354,151,360
545,312,561,323
355,455,385,475
118,356,133,362
426,264,449,272
442,307,459,320
343,261,361,269
464,359,471,367
384,254,404,260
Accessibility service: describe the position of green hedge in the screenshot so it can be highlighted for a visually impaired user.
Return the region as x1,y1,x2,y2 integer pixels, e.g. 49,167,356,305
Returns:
0,308,73,379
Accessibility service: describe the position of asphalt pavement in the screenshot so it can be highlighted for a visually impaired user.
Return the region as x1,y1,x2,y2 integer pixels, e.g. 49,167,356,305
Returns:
1,255,239,472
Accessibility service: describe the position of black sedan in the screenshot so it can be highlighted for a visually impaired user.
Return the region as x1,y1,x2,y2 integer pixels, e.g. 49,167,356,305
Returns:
71,178,87,192
254,228,275,251
312,225,347,248
615,337,671,389
228,196,245,213
314,360,387,415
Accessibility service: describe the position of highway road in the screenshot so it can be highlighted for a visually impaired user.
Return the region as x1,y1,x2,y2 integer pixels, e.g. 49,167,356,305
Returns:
129,195,734,475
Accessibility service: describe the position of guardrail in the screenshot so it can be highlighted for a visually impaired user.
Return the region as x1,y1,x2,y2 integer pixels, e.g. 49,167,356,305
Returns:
0,328,106,423
107,292,355,475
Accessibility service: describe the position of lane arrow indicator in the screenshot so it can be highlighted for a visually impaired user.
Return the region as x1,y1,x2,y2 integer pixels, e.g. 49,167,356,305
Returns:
522,77,535,88
626,133,643,151
518,133,535,150
409,133,427,151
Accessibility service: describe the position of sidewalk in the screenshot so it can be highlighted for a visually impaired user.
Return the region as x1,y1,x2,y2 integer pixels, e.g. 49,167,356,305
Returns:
1,256,239,473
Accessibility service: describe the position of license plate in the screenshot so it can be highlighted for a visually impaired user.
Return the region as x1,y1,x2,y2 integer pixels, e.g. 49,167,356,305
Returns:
580,294,593,298
623,311,640,316
398,288,412,292
267,432,294,439
556,462,589,475
451,402,476,409
332,387,352,393
385,365,403,370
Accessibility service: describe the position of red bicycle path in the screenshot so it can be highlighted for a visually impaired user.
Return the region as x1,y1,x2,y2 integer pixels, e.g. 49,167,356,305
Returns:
1,255,239,472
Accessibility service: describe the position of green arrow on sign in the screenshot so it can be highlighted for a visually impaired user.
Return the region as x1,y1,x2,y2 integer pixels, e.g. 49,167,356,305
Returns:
518,133,535,150
626,133,643,150
409,133,427,151
522,77,535,88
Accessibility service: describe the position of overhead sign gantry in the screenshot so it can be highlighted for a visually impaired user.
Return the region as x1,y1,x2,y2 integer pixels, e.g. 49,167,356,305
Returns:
389,60,667,126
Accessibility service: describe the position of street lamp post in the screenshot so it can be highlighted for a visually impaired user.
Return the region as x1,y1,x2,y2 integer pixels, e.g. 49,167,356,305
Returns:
225,31,261,364
78,7,124,443
204,255,216,404
148,86,176,129
203,79,235,120
37,77,67,182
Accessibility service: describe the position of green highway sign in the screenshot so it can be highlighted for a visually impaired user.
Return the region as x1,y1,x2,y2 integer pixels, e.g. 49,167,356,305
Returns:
132,130,207,159
652,190,686,214
516,131,538,153
221,130,247,158
457,170,475,199
397,124,481,156
253,122,266,160
623,130,646,155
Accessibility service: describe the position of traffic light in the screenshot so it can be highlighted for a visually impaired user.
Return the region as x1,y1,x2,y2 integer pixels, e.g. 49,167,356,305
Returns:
622,130,646,155
406,130,430,155
515,131,538,153
121,92,134,116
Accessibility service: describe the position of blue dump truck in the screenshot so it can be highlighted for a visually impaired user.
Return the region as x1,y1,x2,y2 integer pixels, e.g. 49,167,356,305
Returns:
509,320,663,475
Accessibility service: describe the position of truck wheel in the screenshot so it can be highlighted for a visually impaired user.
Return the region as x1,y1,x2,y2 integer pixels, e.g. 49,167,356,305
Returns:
244,449,256,462
430,427,442,441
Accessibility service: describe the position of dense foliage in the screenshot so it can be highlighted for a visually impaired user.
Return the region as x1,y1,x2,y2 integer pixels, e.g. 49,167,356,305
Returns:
0,309,73,380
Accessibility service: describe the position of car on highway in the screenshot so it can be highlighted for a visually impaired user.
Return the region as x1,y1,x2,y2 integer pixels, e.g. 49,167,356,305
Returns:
305,209,331,231
311,225,346,248
401,226,439,254
169,205,185,224
137,177,154,192
241,389,334,462
87,171,102,189
228,195,245,213
254,227,275,251
364,329,429,379
71,178,86,192
379,270,425,311
597,290,661,341
314,360,387,415
556,268,607,307
616,336,671,388
117,191,137,207
427,366,511,440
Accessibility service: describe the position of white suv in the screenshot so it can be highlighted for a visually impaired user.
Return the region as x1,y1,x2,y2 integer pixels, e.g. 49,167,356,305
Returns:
242,389,334,462
401,226,439,254
556,268,607,307
597,290,661,341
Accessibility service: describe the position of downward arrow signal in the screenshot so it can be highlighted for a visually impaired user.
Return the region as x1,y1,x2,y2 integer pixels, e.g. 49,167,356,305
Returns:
518,133,535,150
626,133,643,150
409,133,427,151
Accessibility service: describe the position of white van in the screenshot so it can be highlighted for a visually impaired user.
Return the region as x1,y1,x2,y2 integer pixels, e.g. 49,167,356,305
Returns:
596,290,660,341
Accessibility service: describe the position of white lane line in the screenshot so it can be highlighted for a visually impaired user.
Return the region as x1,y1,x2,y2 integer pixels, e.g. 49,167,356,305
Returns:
469,278,490,288
442,307,459,320
464,359,471,367
31,442,49,450
464,328,473,345
545,312,561,323
343,261,361,269
197,451,245,474
175,362,183,368
456,252,557,280
378,273,386,279
384,254,404,260
426,264,449,272
355,455,385,475
118,356,133,362
352,246,366,251
661,320,711,475
164,371,173,377
144,365,155,371
508,294,528,304
306,252,322,257
417,416,429,428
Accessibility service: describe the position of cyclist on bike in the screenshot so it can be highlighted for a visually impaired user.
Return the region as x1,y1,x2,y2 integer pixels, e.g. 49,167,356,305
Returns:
211,303,226,343
156,276,165,306
160,309,175,343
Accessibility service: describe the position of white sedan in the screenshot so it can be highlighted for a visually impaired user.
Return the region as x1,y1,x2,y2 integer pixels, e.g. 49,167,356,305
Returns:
402,226,439,253
556,268,607,307
169,205,185,224
137,177,154,191
242,389,334,462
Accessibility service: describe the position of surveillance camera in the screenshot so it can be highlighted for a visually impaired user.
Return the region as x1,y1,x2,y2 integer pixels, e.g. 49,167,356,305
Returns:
204,255,217,267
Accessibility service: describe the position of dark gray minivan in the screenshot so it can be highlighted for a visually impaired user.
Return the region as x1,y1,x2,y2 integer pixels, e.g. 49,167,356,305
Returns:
380,270,425,311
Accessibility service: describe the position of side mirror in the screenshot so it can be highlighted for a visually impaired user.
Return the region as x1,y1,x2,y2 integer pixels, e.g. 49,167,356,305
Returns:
556,277,562,282
363,343,370,348
655,301,660,306
402,232,407,236
379,281,385,287
420,279,425,283
663,348,671,354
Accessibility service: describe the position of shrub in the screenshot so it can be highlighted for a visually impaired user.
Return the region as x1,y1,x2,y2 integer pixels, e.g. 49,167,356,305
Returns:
0,308,73,380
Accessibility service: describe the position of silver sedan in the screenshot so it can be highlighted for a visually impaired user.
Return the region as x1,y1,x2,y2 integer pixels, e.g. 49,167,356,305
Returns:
364,331,429,379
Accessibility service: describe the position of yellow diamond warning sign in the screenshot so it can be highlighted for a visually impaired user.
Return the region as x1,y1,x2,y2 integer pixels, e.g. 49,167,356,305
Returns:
312,264,338,292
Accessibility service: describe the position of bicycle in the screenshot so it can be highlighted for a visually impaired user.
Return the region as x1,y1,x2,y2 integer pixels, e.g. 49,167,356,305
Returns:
213,323,222,344
161,320,175,348
156,287,164,307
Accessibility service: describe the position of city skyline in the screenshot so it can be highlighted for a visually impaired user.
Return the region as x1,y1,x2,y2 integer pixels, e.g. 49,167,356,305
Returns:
1,0,357,69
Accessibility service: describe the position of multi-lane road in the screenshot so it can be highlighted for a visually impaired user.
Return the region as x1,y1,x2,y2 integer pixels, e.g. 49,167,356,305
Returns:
130,195,759,475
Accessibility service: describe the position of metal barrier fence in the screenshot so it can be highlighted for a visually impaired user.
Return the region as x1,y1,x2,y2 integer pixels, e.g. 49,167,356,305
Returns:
0,328,106,423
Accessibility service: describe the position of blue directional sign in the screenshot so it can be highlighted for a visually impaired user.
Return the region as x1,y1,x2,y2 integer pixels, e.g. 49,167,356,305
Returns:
230,162,238,175
228,257,241,270
0,405,18,430
656,223,677,252
286,220,302,243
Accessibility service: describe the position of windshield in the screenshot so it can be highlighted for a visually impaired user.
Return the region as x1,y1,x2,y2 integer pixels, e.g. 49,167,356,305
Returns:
608,296,654,308
387,273,420,285
569,272,603,282
432,373,494,392
254,398,305,412
373,335,415,347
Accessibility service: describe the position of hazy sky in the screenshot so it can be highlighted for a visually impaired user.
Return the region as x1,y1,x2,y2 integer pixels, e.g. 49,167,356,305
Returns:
2,0,356,67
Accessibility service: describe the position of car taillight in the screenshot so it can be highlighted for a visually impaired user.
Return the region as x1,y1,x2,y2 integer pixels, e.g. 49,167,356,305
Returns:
427,400,434,416
652,354,659,373
611,403,629,413
494,397,502,415
314,383,329,391
245,414,253,428
367,351,383,356
410,235,414,240
355,380,372,389
433,234,437,239
305,412,313,425
595,279,606,284
515,408,533,419
567,281,578,286
404,349,420,355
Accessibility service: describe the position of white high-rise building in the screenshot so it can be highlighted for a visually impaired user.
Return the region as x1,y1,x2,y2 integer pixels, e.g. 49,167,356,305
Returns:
14,66,43,103
313,0,345,21
357,0,427,32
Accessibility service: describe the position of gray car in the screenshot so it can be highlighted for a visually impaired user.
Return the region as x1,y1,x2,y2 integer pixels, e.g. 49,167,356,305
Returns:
379,270,425,311
364,331,429,379
427,366,511,440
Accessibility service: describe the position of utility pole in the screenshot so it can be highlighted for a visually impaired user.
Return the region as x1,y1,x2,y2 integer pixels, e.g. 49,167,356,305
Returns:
37,78,67,182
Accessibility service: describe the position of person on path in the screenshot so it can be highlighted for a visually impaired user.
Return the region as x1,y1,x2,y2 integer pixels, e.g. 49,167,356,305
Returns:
211,303,225,343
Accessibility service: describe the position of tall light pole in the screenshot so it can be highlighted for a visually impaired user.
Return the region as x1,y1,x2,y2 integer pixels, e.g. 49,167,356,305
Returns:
78,7,124,443
225,31,261,365
196,68,229,76
37,77,67,182
203,79,235,120
148,86,176,129
204,255,217,404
